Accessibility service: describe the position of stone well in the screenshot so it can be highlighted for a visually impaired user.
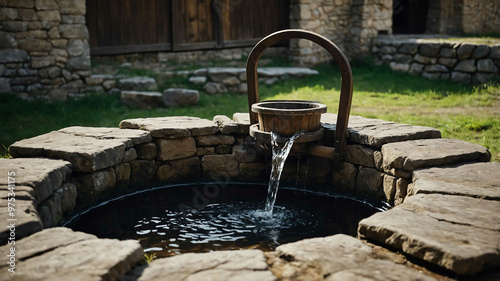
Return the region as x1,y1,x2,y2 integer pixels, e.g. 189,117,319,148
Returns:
1,113,499,280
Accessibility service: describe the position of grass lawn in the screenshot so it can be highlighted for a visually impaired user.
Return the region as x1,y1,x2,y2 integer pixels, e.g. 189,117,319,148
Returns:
1,60,499,161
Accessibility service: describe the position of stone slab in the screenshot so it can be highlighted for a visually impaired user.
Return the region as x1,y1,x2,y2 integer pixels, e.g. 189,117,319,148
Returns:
409,162,500,200
232,112,251,134
0,199,43,245
1,239,143,281
0,158,72,204
381,138,491,172
0,227,96,264
120,91,163,109
401,194,500,231
321,113,441,148
9,131,126,172
138,250,276,281
58,126,152,148
273,234,437,281
120,116,218,138
213,115,239,134
358,208,500,275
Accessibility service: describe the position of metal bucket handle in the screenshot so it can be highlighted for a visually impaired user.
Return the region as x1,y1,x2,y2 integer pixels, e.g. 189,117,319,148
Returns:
246,29,353,157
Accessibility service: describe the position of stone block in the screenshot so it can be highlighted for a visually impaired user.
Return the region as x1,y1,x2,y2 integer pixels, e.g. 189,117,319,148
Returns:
394,178,409,205
1,21,28,32
356,167,383,195
0,199,43,244
472,73,495,85
472,45,490,59
66,55,90,71
157,137,197,161
197,147,214,156
202,155,239,178
203,82,227,95
381,138,490,172
457,44,475,60
345,144,375,167
18,8,37,21
36,10,60,21
114,162,130,187
58,126,152,148
122,148,137,162
331,161,357,191
275,235,437,281
424,64,448,73
215,144,232,154
196,134,234,146
6,0,35,8
419,44,441,57
413,54,436,64
120,116,218,138
9,131,126,172
454,59,476,73
0,7,18,20
35,0,58,10
156,156,200,182
188,76,206,85
410,162,500,200
162,88,199,107
477,58,496,73
451,71,471,83
129,159,156,186
439,47,456,58
74,167,116,203
213,115,238,134
239,162,266,178
383,174,396,205
437,57,457,68
135,142,157,160
232,112,251,134
0,78,10,93
408,63,423,74
232,144,263,163
0,49,29,63
138,249,275,281
358,206,500,275
9,238,143,281
59,24,88,39
390,62,409,72
398,43,418,55
490,46,500,59
422,73,440,80
120,91,162,109
118,76,157,91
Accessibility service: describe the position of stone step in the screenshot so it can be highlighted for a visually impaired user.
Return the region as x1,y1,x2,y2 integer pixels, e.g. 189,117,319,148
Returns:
358,196,500,275
381,138,491,172
120,116,218,138
410,162,500,200
136,250,276,281
9,131,126,173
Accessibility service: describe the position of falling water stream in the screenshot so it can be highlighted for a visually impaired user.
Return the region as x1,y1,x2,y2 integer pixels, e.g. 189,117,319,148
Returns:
264,131,304,215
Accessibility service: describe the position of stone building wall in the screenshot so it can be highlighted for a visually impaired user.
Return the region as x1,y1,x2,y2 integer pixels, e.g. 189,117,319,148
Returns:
289,0,392,65
427,0,500,35
373,35,500,84
0,0,91,99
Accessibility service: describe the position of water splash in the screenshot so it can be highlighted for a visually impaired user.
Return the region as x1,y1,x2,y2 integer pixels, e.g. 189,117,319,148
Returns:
264,131,304,215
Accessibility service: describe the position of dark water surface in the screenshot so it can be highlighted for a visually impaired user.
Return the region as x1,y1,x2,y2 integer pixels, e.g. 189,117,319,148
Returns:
66,183,386,258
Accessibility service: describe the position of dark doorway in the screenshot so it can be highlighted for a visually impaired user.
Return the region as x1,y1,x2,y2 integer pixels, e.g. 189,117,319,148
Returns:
392,0,429,34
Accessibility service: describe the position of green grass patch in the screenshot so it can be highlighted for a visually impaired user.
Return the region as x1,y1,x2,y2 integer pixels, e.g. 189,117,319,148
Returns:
1,61,499,161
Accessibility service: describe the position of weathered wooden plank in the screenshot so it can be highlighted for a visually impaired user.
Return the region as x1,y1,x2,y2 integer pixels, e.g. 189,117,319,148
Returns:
90,43,173,56
120,0,133,45
96,0,112,46
156,0,172,44
86,0,98,48
110,0,121,46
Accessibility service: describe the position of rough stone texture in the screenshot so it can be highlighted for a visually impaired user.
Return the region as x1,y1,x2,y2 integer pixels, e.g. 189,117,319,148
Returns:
358,206,500,275
157,137,197,161
382,174,396,205
1,238,143,281
129,160,156,186
356,167,383,195
196,134,234,146
118,76,157,91
0,227,96,264
122,148,137,162
321,113,441,148
138,250,276,281
232,144,263,163
409,162,500,200
163,88,199,107
202,155,239,178
120,116,218,138
74,167,116,203
232,112,251,134
121,91,163,109
0,199,42,245
272,235,437,281
331,161,357,191
381,138,491,172
213,115,239,134
156,157,200,182
58,126,152,148
135,142,157,160
345,144,375,167
9,131,126,172
0,158,71,204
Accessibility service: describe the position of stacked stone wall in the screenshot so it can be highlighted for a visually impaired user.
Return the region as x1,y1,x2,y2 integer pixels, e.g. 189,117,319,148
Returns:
373,36,500,84
0,0,91,99
289,0,392,65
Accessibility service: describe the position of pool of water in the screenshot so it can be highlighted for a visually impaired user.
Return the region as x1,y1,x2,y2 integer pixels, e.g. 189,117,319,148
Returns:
66,183,387,258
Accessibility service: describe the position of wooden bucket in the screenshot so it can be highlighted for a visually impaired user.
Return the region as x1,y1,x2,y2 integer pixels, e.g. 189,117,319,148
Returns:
251,101,327,137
